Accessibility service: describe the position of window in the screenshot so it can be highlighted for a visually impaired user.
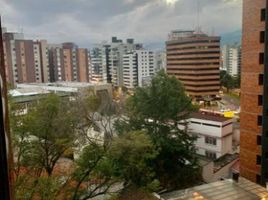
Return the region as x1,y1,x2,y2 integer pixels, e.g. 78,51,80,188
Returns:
261,8,266,21
205,151,217,160
266,152,268,159
258,95,263,106
260,31,265,43
257,155,261,165
259,74,264,85
259,52,264,64
256,174,262,184
205,136,217,145
257,135,262,145
258,115,263,126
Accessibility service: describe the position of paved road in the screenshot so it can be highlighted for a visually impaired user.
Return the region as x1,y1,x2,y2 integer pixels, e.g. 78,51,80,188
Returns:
221,94,240,111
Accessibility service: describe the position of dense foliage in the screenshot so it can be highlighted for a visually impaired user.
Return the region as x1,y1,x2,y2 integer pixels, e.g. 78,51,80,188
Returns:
115,70,202,189
10,70,202,199
220,70,240,91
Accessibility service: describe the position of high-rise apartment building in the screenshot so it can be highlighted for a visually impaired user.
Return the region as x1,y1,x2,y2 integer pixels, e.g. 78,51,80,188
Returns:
221,44,241,77
240,0,268,185
166,30,221,100
156,51,167,72
91,37,142,86
3,30,50,86
48,43,91,83
123,52,138,89
123,50,156,89
90,46,108,83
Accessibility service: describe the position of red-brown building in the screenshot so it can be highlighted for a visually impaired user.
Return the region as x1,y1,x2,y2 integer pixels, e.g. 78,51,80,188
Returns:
240,0,268,185
166,30,220,100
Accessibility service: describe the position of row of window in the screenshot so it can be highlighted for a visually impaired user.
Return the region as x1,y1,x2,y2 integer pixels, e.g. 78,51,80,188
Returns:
171,73,219,77
167,67,219,71
167,51,220,56
168,57,219,61
167,45,219,51
168,62,220,66
167,40,220,47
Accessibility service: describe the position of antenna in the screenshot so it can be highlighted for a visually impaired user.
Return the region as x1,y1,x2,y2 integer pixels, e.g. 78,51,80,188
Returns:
211,26,215,36
196,0,201,32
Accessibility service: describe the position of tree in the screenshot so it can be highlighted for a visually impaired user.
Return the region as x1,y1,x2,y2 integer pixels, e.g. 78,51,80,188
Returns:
220,70,240,92
115,70,201,190
108,131,159,189
72,131,159,199
21,94,78,176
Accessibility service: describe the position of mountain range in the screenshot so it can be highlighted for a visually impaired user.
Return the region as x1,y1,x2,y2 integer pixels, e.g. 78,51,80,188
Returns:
144,30,242,51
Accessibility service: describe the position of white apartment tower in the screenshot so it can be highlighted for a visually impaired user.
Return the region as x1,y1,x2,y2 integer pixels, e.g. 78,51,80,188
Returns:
123,52,138,89
221,44,241,77
123,50,156,89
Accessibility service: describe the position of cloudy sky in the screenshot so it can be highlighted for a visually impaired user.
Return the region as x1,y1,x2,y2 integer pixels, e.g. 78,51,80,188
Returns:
0,0,242,47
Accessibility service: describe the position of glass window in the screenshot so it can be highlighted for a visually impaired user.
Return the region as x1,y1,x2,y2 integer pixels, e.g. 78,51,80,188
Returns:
205,136,217,145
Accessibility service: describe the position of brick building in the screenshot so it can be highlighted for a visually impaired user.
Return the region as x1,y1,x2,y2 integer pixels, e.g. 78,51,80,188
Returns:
240,0,268,185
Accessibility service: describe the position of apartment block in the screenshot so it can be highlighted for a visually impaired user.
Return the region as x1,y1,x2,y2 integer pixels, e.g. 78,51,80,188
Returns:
48,43,90,83
91,37,142,86
187,113,233,159
123,52,138,89
166,30,221,99
3,30,50,86
123,50,156,89
240,0,268,185
221,44,241,77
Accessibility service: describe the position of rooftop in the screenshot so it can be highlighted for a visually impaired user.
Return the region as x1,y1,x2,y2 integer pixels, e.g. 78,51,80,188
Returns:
159,178,268,200
190,112,231,123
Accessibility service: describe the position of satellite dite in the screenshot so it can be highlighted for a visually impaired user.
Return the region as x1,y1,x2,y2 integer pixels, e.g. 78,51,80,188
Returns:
0,16,13,200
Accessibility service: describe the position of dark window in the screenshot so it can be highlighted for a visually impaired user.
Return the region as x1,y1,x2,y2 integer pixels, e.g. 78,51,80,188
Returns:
257,155,262,165
257,135,262,145
260,53,264,64
205,136,217,145
261,9,266,21
258,115,263,126
191,121,201,125
256,174,262,184
259,74,264,85
266,152,268,159
260,31,265,43
205,151,217,160
258,95,263,106
203,123,221,128
265,173,268,179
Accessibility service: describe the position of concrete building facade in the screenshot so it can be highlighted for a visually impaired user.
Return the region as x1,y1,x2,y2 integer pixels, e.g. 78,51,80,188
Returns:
221,44,241,77
187,113,233,159
166,30,221,99
122,50,156,89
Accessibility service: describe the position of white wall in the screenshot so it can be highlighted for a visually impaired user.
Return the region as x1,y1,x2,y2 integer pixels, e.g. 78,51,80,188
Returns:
188,117,234,159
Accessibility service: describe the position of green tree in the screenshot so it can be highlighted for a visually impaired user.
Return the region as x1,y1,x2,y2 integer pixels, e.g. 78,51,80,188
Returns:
115,70,201,190
72,131,159,199
109,131,159,190
21,94,78,176
220,70,240,91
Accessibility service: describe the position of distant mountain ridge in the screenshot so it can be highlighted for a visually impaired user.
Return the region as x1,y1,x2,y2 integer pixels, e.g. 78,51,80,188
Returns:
220,30,242,45
144,30,242,51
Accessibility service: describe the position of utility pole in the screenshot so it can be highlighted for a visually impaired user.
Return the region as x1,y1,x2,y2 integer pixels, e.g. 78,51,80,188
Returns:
0,15,13,200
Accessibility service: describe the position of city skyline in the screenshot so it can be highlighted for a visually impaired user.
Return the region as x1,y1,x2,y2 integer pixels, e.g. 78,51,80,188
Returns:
0,0,242,47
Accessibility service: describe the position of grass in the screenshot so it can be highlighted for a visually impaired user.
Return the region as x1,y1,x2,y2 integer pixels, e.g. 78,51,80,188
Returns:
227,92,240,101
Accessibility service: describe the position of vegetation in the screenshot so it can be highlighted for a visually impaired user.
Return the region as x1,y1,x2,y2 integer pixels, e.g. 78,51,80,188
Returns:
10,70,202,199
220,70,240,92
115,70,201,189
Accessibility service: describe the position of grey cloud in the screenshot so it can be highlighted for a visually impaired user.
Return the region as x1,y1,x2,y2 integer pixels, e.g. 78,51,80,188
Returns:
0,0,242,47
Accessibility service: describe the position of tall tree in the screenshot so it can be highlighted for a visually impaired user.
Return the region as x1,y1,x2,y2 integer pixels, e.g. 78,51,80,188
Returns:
115,70,201,189
22,94,77,176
